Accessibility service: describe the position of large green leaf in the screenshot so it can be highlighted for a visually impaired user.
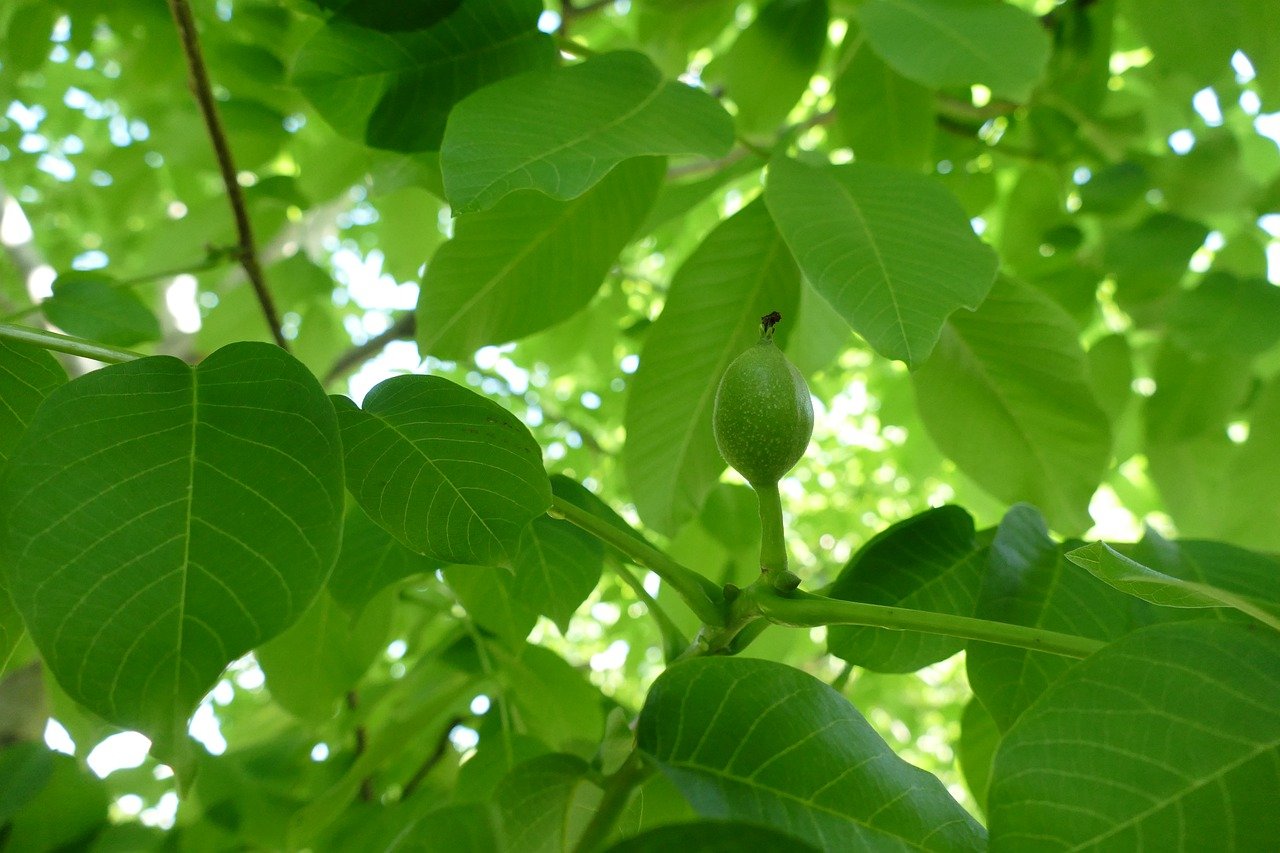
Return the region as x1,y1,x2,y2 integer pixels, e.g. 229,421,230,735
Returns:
256,589,395,722
608,821,819,852
828,506,987,672
911,277,1112,533
492,754,602,853
292,0,555,151
706,0,829,133
513,516,603,633
764,156,997,367
1067,540,1280,632
418,156,663,359
327,503,440,618
966,505,1132,731
623,197,800,535
637,656,986,851
988,621,1280,850
41,272,160,348
859,0,1051,101
0,343,344,749
334,375,552,567
440,50,734,212
833,34,936,170
0,339,66,464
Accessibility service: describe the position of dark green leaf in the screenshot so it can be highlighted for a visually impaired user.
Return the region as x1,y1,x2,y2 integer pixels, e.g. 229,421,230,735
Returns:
859,0,1051,100
1168,272,1280,357
828,506,986,672
1104,212,1208,308
292,0,555,151
607,821,819,852
637,656,986,850
327,503,440,618
440,51,734,212
912,278,1112,533
489,643,606,754
0,742,54,823
42,272,161,347
384,803,502,851
708,0,829,133
334,375,552,567
989,622,1280,850
765,156,997,367
513,516,603,633
1126,0,1241,82
0,343,344,749
957,697,998,815
0,338,66,463
3,751,108,851
446,565,539,648
966,505,1132,730
418,156,663,359
624,197,800,534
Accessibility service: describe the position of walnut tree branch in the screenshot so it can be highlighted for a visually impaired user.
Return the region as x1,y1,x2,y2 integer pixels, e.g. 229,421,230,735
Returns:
165,0,289,351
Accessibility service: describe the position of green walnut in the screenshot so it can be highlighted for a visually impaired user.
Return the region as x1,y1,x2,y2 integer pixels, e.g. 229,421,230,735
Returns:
712,312,814,487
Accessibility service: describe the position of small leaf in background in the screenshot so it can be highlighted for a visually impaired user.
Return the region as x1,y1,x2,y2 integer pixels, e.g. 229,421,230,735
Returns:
828,506,986,672
418,156,663,359
765,156,997,368
493,754,602,853
637,656,986,851
0,338,66,463
607,821,819,852
488,643,606,755
327,503,440,618
2,751,108,851
1222,376,1280,550
988,622,1280,850
256,589,396,722
624,197,800,535
441,50,734,212
292,0,555,151
966,505,1132,731
513,516,603,634
1068,537,1280,633
912,278,1111,533
1103,212,1208,309
859,0,1051,101
1168,272,1280,357
706,0,829,134
334,374,552,567
0,742,54,824
41,271,160,347
445,565,539,648
0,343,345,750
833,34,936,170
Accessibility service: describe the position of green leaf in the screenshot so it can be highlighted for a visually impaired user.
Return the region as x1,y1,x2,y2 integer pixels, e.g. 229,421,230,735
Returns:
911,277,1112,533
550,474,652,552
607,821,819,852
707,0,829,133
1125,0,1242,82
385,803,503,852
1168,272,1280,357
327,503,440,618
966,505,1132,731
1104,212,1208,308
493,754,602,853
489,643,606,755
764,156,997,367
957,697,998,815
828,506,987,672
623,198,800,535
292,0,555,151
859,0,1051,101
988,621,1280,850
334,375,552,567
446,565,539,648
0,343,344,748
418,156,663,359
256,589,395,722
1067,541,1280,632
1222,376,1280,550
440,50,734,212
0,742,54,824
637,656,986,851
513,516,603,633
2,751,108,851
0,338,66,464
833,33,936,170
42,272,161,347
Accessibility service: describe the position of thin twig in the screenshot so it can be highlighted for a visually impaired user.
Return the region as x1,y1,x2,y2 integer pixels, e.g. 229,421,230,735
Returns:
323,312,416,387
401,715,469,800
165,0,289,350
345,691,374,802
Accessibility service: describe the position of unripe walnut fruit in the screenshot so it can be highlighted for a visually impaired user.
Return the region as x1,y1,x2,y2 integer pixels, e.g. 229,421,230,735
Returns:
712,314,814,487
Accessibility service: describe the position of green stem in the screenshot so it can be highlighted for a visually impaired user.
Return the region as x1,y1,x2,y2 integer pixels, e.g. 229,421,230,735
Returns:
572,753,652,853
759,590,1105,660
550,495,724,626
606,561,689,662
754,481,787,577
0,323,143,363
